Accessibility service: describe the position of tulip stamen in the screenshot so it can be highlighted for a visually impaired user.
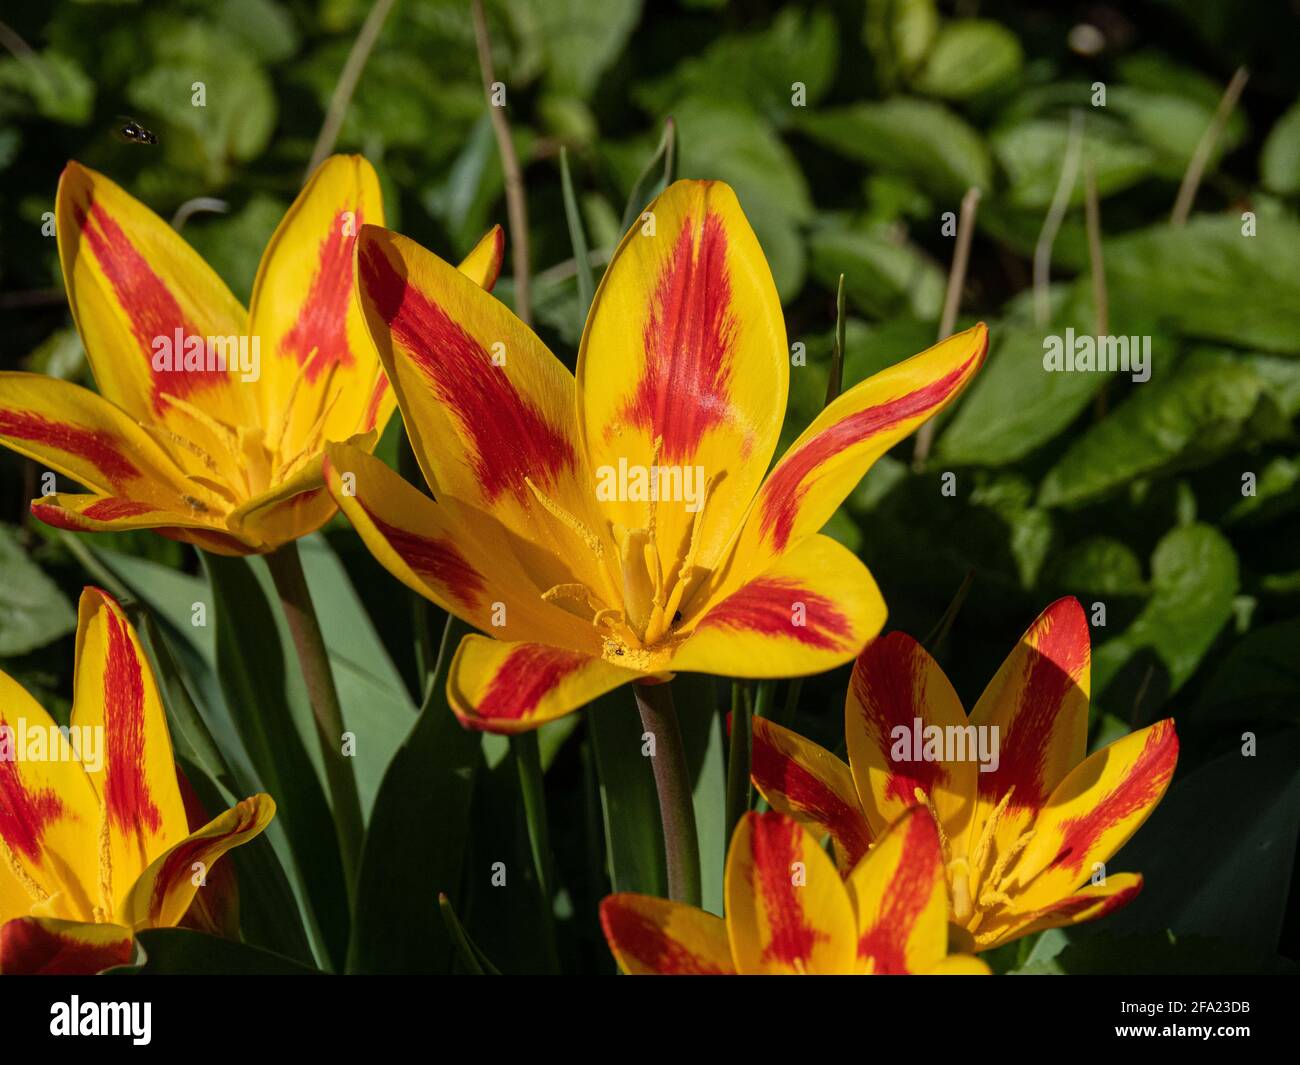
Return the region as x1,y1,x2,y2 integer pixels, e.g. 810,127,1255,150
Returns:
0,838,49,905
913,787,952,865
524,477,606,562
97,808,113,920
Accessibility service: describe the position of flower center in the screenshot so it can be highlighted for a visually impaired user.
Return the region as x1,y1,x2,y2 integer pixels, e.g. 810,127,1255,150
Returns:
916,785,1037,932
526,438,714,664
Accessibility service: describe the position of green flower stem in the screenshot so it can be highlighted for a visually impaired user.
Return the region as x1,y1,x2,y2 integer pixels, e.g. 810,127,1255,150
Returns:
633,680,702,906
726,681,753,844
513,730,560,972
265,540,365,901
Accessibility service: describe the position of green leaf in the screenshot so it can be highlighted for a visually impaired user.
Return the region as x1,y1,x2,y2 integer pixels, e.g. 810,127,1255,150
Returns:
348,618,482,974
0,50,94,125
938,325,1112,466
589,690,666,897
1047,537,1147,598
992,117,1154,209
214,0,301,63
798,99,992,199
203,551,350,972
1039,350,1265,508
677,674,726,917
511,0,641,99
1102,730,1300,957
107,928,324,976
1109,85,1245,179
185,194,287,303
127,24,276,182
808,224,944,321
1106,215,1300,355
1262,99,1300,195
635,8,838,127
913,20,1023,100
294,535,417,813
0,524,76,656
863,0,938,91
1093,524,1239,703
1016,932,1294,975
1191,621,1300,724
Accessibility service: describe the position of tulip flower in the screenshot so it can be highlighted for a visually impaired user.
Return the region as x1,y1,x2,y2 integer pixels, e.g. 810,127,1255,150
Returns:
0,588,273,975
0,156,502,555
600,807,988,974
323,179,987,733
749,597,1179,951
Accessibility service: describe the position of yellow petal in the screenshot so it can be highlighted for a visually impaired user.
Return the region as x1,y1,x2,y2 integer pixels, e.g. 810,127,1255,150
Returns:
119,794,274,930
355,225,606,600
846,807,950,974
324,441,603,650
249,155,386,451
670,534,885,678
724,325,987,583
748,715,872,871
456,225,505,292
724,811,856,975
1005,719,1178,913
69,589,189,914
0,916,133,974
56,161,251,430
0,372,221,511
599,893,735,974
577,180,788,583
977,872,1144,951
924,953,992,974
446,635,642,734
0,670,100,922
964,597,1091,861
845,632,978,844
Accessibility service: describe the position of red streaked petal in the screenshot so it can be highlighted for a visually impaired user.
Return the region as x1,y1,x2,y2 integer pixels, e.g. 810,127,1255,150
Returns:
724,811,856,975
670,534,885,679
0,917,133,975
120,794,274,930
964,598,1091,860
578,181,788,587
748,715,872,871
70,588,189,907
847,807,949,974
56,162,249,427
446,636,641,734
1005,720,1178,913
845,632,978,843
599,894,735,975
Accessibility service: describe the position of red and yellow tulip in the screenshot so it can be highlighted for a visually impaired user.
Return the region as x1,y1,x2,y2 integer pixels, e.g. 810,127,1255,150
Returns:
0,156,502,554
600,807,988,974
0,588,274,974
750,597,1179,951
324,179,987,731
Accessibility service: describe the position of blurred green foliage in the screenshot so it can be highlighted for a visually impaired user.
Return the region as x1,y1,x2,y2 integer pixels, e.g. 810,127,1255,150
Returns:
1,0,1298,974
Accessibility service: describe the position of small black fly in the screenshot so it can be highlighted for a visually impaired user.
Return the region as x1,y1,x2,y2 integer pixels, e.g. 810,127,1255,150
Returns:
116,118,158,146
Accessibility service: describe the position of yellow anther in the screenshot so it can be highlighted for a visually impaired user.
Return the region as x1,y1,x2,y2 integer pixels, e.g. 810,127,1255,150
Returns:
1,838,49,904
913,787,951,865
984,828,1037,897
972,786,1016,876
525,477,605,561
948,856,973,923
97,806,113,918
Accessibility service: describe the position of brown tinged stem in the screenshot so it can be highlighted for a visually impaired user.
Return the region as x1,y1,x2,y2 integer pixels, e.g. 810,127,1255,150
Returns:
1171,66,1249,228
265,541,365,901
305,0,396,180
913,185,981,470
633,680,702,907
472,0,532,326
